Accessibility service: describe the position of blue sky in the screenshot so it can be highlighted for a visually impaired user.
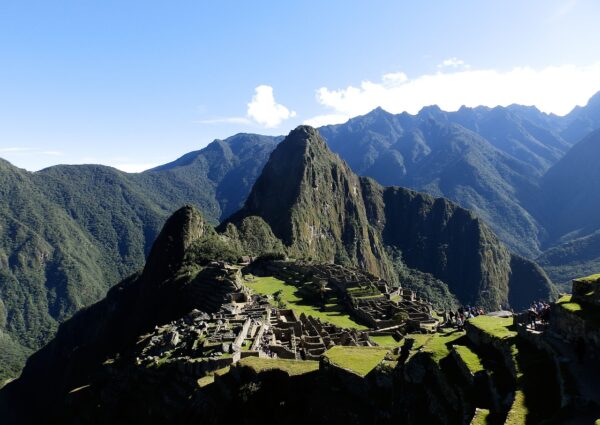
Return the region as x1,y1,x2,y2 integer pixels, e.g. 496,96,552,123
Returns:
2,0,600,171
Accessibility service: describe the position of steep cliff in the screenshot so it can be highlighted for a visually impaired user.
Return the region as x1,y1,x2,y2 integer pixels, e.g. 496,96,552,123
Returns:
224,126,396,282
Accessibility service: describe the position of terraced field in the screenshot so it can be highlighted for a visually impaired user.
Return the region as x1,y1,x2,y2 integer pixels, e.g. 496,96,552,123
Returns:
245,275,367,329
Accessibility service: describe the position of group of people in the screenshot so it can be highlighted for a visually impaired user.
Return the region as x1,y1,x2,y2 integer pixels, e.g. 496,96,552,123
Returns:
447,306,486,329
527,301,551,330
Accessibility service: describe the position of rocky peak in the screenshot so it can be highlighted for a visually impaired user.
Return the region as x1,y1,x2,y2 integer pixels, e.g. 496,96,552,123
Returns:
225,125,395,280
143,205,207,285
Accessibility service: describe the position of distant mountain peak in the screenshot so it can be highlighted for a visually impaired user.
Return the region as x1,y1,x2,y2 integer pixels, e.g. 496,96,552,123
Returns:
284,125,323,147
143,205,208,285
418,104,443,114
368,106,392,116
223,125,394,280
586,90,600,107
417,105,447,122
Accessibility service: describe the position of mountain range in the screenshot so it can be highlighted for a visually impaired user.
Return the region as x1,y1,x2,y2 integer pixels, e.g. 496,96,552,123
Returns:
0,134,277,382
1,91,600,382
0,125,555,424
224,126,553,310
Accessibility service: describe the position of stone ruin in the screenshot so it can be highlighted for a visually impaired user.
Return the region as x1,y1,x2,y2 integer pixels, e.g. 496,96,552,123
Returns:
267,309,372,360
253,260,439,334
135,266,375,370
135,259,440,372
185,261,251,312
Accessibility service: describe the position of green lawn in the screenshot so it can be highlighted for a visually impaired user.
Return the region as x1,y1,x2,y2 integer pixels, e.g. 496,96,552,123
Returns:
356,294,385,300
453,344,484,374
505,390,527,425
556,294,600,326
246,276,367,329
324,346,389,377
405,330,465,363
238,357,319,376
369,335,400,347
421,330,465,363
407,333,433,350
557,294,582,313
197,366,230,388
468,315,517,340
197,375,215,388
471,408,491,425
576,273,600,283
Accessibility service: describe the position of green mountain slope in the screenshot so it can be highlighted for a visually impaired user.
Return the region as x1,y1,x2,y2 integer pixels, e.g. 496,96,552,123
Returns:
560,91,600,143
534,129,600,286
537,230,600,290
318,107,557,258
143,133,280,221
0,133,278,381
3,91,599,384
0,185,561,425
224,126,395,281
225,126,554,310
536,128,600,241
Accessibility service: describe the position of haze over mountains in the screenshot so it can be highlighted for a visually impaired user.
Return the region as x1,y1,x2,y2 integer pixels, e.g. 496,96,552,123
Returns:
1,91,600,382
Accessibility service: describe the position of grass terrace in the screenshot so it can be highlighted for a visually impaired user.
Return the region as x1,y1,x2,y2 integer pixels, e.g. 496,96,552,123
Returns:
504,389,527,424
556,294,600,325
408,333,433,350
420,329,466,363
197,366,230,388
575,273,600,283
246,275,367,329
471,408,491,425
369,335,401,347
324,346,389,377
453,344,485,374
238,357,319,377
468,315,517,341
468,315,562,423
557,294,582,313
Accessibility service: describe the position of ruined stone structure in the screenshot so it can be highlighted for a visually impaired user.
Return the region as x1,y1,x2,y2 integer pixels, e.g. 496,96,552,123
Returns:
186,261,251,312
136,271,374,369
252,260,439,333
268,310,372,360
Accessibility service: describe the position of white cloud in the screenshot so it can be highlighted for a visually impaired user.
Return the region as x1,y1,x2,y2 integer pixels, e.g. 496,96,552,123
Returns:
438,57,469,69
304,63,600,126
247,85,296,128
382,72,409,85
196,85,296,129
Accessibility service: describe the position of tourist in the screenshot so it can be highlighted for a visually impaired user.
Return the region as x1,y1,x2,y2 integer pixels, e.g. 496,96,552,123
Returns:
528,304,538,329
456,315,464,330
